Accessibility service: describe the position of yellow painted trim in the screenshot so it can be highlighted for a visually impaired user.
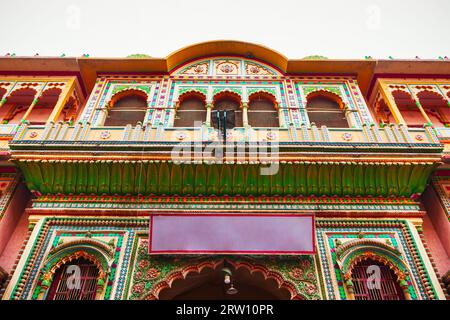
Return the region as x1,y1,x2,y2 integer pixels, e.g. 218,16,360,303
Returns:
379,80,407,125
46,78,76,124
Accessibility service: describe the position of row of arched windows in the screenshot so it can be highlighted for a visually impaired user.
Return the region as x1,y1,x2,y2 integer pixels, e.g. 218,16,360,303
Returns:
377,90,450,127
43,256,405,300
0,87,77,125
103,90,350,128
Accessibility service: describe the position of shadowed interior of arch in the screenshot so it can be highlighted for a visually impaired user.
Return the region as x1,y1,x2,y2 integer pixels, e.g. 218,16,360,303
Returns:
306,94,349,128
158,263,292,300
248,92,279,127
104,94,147,126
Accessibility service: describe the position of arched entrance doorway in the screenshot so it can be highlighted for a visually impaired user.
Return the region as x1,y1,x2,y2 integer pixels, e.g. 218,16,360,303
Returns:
157,260,293,300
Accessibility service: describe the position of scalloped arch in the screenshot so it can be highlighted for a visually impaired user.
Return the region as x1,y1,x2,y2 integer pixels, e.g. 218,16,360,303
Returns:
142,259,310,300
176,89,207,107
336,239,411,281
108,88,149,109
416,90,448,106
40,239,114,279
248,90,279,109
8,87,38,97
305,89,345,109
212,90,242,108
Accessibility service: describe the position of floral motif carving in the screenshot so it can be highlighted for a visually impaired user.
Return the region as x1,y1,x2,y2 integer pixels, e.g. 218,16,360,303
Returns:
129,239,321,300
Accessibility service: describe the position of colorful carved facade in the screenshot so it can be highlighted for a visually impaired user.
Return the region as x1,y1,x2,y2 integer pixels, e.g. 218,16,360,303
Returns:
0,41,449,300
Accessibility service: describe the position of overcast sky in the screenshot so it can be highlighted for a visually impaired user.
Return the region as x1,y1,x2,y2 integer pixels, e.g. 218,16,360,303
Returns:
0,0,449,59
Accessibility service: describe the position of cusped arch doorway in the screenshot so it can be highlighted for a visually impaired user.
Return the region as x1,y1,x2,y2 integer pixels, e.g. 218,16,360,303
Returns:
158,261,293,300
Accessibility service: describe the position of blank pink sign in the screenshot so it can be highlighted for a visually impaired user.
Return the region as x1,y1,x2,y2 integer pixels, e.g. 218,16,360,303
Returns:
149,214,314,254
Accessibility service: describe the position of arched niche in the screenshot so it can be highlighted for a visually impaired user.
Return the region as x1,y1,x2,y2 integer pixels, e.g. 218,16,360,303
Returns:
305,90,349,128
35,238,115,300
0,87,36,124
104,89,148,126
173,91,207,127
138,259,310,300
248,91,279,127
212,91,243,129
416,90,449,127
335,239,413,300
391,90,427,127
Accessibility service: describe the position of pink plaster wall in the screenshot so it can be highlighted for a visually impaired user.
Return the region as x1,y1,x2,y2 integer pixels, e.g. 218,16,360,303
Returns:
422,186,450,276
0,183,30,274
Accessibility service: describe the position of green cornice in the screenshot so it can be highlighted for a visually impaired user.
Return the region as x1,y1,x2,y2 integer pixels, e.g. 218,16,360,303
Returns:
16,160,436,197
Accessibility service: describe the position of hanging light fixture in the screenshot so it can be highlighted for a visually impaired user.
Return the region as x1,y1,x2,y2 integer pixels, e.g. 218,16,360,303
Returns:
222,261,238,295
226,284,238,295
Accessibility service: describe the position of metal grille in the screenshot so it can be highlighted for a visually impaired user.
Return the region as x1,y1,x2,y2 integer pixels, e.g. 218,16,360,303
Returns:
47,258,99,300
352,259,405,300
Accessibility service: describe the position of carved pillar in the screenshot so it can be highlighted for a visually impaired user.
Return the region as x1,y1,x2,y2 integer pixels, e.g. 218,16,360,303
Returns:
405,84,433,126
96,107,109,126
205,103,212,127
242,102,249,127
379,81,407,125
46,78,76,124
344,276,356,300
95,277,106,300
398,274,412,300
37,273,53,300
276,108,283,128
21,95,41,122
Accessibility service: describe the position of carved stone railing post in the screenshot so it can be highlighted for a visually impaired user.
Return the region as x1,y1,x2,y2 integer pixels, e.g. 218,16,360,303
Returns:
362,124,374,143
40,121,55,140
398,123,413,143
321,125,330,142
383,124,396,143
57,122,70,140
390,124,404,143
48,121,63,141
13,121,29,140
370,123,383,143
300,123,310,141
143,125,151,141
133,122,143,141
79,122,91,141
288,123,298,142
424,124,440,144
122,124,132,141
70,122,83,141
310,122,320,142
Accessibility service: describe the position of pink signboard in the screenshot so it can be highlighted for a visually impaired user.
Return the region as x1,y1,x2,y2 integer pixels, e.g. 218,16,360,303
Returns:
149,214,314,255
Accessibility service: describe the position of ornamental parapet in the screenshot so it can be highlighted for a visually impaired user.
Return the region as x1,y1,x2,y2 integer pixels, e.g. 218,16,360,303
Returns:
9,121,443,153
7,122,444,198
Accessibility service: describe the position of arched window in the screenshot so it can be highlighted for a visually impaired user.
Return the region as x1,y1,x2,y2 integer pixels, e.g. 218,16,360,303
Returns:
212,92,243,129
351,258,405,300
27,88,62,125
46,257,99,300
174,93,206,127
306,93,349,128
0,88,36,124
104,94,147,126
391,90,427,127
416,90,449,127
248,92,279,127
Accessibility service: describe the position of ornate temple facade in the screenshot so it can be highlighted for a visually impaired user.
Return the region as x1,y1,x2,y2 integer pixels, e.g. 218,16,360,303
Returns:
0,41,449,300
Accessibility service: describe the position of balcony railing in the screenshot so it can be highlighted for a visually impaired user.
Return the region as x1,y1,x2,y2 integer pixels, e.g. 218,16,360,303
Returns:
8,121,442,153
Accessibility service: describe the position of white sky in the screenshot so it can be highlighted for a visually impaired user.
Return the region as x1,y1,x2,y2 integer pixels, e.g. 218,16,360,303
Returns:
0,0,449,59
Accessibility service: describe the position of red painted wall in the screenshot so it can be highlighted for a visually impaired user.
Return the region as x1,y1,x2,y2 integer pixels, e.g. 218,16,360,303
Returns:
422,186,450,277
0,182,30,274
